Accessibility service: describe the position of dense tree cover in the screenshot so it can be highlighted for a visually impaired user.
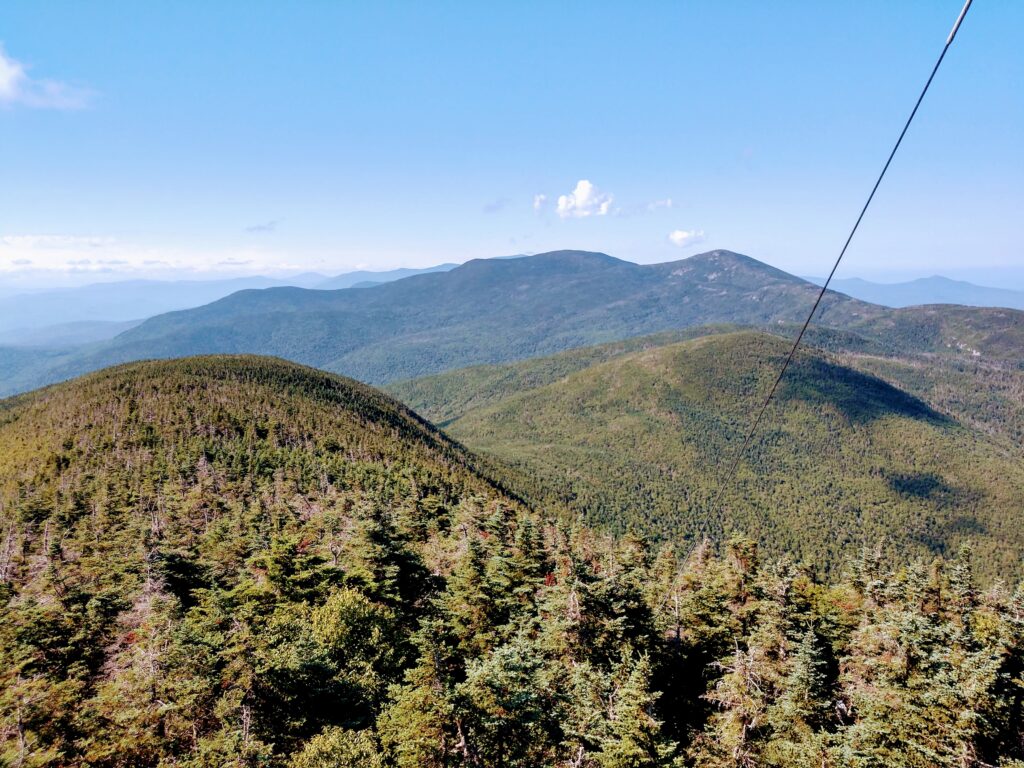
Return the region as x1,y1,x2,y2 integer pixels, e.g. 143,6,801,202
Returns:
835,352,1024,449
388,327,744,428
391,322,1024,449
1,357,1023,766
850,305,1024,366
395,331,1024,582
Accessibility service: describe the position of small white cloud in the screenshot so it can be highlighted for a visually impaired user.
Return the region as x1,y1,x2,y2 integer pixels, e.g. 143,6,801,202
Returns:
668,229,706,248
0,44,93,110
648,198,673,211
556,180,613,219
533,194,547,211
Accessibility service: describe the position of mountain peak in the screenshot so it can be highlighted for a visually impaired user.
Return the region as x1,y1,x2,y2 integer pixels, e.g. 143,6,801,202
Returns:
652,249,808,285
455,249,626,274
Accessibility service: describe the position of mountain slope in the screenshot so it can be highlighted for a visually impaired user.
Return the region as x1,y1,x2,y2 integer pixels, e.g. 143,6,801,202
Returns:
5,250,884,393
8,249,1021,400
0,276,326,333
395,331,1024,580
0,355,527,763
851,304,1024,364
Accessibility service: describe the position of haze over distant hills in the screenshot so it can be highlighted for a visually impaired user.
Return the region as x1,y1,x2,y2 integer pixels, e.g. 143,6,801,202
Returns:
0,319,143,348
2,248,1023,398
314,263,458,290
0,276,309,333
811,275,1024,310
0,264,462,334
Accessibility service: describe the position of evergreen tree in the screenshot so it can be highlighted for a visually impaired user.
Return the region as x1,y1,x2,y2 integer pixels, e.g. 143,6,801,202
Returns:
595,655,677,768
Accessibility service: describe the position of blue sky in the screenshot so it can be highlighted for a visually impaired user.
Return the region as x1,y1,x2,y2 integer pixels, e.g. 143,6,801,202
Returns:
1,1,1021,288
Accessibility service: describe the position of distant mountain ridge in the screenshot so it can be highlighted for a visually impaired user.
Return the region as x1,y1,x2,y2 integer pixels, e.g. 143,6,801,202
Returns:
314,263,458,290
812,275,1024,310
3,249,1021,397
2,249,882,394
0,264,462,333
0,318,143,348
0,276,304,332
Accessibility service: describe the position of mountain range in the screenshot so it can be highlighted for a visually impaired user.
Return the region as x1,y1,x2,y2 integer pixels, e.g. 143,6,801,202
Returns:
809,275,1024,310
4,249,1023,400
0,264,460,336
314,263,458,290
0,250,878,394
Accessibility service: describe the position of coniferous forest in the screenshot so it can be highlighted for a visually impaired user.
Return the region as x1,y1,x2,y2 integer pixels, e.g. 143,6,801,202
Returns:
4,0,1023,763
1,357,1022,767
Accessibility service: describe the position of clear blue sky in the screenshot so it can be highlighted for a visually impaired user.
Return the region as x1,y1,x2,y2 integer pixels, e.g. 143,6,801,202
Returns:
1,1,1021,287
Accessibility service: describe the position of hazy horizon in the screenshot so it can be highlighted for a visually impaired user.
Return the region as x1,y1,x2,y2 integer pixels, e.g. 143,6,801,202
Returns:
3,1,1022,290
4,246,1024,297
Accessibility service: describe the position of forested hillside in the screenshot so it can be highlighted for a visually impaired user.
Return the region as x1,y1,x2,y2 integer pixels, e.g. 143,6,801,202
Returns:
392,331,1024,582
2,356,1022,766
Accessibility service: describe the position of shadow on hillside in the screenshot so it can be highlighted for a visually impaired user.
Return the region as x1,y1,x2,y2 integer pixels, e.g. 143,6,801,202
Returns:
886,471,960,500
780,357,950,426
907,512,988,555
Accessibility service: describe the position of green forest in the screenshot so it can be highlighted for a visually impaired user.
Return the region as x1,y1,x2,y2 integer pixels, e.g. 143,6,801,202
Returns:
392,331,1024,582
1,356,1022,767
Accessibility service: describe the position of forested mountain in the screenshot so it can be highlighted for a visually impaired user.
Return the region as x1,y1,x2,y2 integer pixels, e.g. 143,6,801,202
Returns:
2,356,1022,767
852,304,1024,363
0,266,470,338
1,250,887,395
391,331,1024,582
5,249,1022,401
0,277,312,333
0,347,73,400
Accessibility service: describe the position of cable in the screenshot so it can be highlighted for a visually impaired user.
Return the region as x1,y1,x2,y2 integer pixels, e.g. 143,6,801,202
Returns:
684,0,974,560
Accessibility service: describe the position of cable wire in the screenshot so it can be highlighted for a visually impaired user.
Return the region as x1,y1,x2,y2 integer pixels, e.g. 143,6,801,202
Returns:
684,0,974,560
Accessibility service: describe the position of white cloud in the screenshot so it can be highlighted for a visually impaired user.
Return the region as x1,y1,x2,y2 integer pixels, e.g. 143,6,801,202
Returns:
0,44,93,110
0,234,304,277
668,229,706,248
533,194,547,211
648,198,673,211
556,180,613,219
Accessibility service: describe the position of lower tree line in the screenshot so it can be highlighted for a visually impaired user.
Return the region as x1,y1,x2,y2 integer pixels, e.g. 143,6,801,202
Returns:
4,498,1023,767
